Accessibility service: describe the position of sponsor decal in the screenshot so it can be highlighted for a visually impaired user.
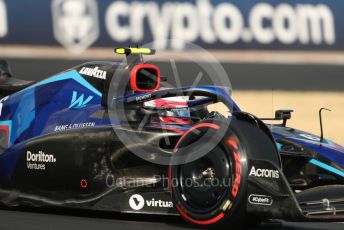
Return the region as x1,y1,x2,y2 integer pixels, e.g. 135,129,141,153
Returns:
295,134,344,151
135,94,152,102
0,0,7,38
26,150,56,170
231,152,241,198
249,166,280,179
0,96,9,117
299,133,321,142
105,0,335,49
69,91,94,109
79,66,107,80
54,122,95,132
52,0,99,54
128,194,173,211
249,194,273,206
129,194,145,210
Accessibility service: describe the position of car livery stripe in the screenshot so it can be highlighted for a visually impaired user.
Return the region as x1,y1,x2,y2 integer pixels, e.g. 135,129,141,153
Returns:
309,159,344,178
13,70,101,97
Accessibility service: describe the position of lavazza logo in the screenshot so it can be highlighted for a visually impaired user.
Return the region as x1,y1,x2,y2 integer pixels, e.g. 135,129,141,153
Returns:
52,0,99,54
129,194,173,211
27,151,57,170
249,166,280,179
79,66,107,80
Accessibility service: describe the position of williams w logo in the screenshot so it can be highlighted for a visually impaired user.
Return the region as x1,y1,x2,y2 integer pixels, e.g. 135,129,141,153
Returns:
69,91,93,109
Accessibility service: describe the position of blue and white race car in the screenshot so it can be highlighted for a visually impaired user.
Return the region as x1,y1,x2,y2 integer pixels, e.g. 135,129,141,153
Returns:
0,47,342,229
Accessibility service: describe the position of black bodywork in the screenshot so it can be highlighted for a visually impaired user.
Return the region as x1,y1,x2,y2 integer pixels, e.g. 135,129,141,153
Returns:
0,49,343,228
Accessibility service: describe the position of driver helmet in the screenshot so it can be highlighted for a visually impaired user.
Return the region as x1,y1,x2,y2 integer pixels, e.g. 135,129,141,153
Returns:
143,97,191,124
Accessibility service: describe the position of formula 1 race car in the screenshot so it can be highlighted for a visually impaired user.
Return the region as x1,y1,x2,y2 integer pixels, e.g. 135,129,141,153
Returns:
0,47,343,229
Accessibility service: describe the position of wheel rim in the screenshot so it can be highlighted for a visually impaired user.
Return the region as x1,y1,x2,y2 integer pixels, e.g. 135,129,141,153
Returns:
176,144,233,213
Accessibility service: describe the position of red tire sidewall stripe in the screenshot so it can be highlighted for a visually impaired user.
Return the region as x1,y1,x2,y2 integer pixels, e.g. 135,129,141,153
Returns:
173,123,220,153
176,204,225,225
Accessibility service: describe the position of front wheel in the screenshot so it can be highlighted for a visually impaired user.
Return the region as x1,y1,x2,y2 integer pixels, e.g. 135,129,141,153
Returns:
169,119,279,229
169,120,248,229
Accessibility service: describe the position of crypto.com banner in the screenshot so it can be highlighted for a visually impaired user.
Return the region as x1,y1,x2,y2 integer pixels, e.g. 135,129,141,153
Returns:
0,0,342,53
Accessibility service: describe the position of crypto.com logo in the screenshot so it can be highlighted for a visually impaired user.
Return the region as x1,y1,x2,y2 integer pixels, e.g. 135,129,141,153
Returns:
51,0,99,54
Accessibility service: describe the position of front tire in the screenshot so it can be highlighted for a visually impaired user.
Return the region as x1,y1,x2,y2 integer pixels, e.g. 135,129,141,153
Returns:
169,120,248,229
169,119,279,229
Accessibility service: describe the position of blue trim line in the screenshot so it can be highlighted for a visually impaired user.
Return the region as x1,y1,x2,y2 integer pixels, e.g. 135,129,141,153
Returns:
15,70,101,97
309,159,344,178
276,143,283,151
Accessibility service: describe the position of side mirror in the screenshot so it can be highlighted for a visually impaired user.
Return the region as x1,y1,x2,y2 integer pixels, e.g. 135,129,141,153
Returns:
260,109,294,127
275,110,293,120
275,110,294,126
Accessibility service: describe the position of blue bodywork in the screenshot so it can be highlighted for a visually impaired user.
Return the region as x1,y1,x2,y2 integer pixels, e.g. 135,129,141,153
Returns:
0,68,343,182
0,70,105,180
0,70,103,145
272,125,344,177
